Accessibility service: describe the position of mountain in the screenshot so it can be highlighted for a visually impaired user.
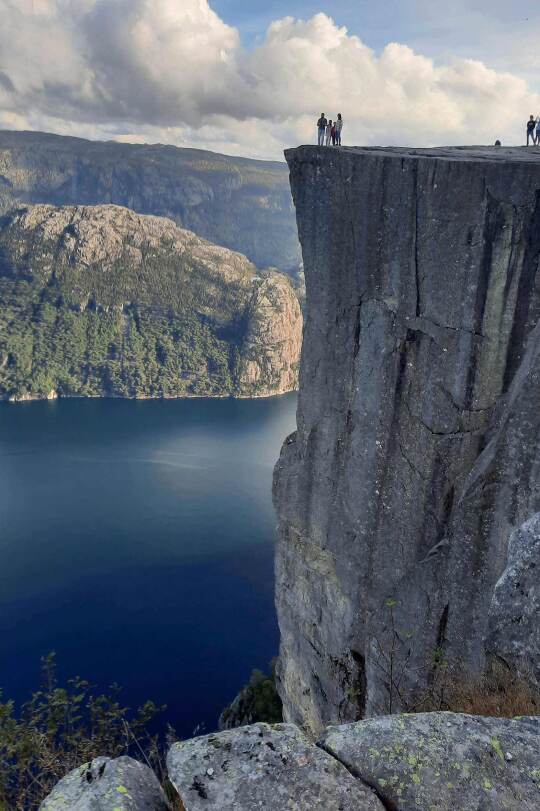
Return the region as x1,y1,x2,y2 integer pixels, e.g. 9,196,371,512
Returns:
0,130,301,272
0,204,302,401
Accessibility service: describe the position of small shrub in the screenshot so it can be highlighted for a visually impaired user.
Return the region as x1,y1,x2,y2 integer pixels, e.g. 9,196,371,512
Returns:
370,599,540,718
416,658,540,717
220,661,282,729
0,653,183,811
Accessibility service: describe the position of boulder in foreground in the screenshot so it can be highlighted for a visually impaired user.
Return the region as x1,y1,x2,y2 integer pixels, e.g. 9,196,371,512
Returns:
39,755,170,810
167,722,383,810
322,711,540,811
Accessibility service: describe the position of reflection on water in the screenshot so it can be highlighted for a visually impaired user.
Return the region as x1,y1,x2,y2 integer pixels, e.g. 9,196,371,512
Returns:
0,394,297,736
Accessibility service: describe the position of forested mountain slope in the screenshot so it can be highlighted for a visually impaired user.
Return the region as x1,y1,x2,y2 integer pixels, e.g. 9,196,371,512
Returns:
0,204,302,401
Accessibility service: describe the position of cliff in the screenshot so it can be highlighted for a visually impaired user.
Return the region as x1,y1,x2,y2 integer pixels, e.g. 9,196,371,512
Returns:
0,130,301,272
0,204,302,400
274,145,540,732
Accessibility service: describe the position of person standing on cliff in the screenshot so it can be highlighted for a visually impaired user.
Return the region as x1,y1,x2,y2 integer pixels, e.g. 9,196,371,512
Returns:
526,115,537,145
317,113,327,146
335,113,343,146
326,119,333,146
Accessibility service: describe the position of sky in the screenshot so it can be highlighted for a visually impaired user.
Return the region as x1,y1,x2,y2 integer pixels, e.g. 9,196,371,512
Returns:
1,0,540,159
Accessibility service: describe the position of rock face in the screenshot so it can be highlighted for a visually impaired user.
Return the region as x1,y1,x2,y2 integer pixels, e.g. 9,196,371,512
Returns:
0,204,301,400
39,756,169,810
237,274,302,396
274,146,540,731
167,722,383,811
487,513,540,686
0,129,300,272
321,712,540,811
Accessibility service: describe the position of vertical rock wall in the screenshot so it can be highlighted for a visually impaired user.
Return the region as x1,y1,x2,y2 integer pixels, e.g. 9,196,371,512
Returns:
274,146,540,732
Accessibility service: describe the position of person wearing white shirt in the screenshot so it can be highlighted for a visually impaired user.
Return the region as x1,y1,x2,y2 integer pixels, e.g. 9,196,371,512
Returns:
325,120,333,146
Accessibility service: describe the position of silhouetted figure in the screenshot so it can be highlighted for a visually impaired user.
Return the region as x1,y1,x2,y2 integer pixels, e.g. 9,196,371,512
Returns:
317,114,327,146
527,115,537,145
494,140,502,146
335,114,343,146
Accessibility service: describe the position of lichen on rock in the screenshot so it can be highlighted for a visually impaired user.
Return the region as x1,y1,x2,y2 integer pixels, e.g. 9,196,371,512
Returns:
167,722,383,810
39,756,170,810
321,712,540,811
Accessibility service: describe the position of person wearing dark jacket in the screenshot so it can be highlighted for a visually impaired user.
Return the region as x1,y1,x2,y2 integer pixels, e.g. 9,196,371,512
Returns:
317,113,328,146
335,113,343,145
527,115,537,145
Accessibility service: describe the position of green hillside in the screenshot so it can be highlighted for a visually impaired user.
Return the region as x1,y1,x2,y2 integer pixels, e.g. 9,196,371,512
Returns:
0,204,302,401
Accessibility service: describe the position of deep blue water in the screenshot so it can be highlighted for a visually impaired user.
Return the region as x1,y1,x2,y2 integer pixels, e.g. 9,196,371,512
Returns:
0,394,297,737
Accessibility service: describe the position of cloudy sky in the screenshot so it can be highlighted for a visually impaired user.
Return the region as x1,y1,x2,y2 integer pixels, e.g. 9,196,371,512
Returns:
1,0,540,159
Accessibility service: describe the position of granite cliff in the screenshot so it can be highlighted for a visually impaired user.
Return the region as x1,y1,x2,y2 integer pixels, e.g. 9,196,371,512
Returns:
0,130,301,273
0,204,301,400
274,146,540,732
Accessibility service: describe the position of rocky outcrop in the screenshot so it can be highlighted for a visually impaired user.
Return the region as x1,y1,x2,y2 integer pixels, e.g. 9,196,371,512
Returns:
39,756,169,810
237,274,302,396
167,722,383,810
274,146,540,732
487,513,540,686
167,713,540,810
0,129,301,272
321,712,540,811
41,713,540,810
0,203,301,400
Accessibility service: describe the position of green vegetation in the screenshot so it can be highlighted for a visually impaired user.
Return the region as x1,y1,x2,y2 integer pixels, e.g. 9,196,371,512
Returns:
0,654,181,811
371,600,540,718
0,206,279,400
220,662,283,729
0,278,235,399
0,654,282,809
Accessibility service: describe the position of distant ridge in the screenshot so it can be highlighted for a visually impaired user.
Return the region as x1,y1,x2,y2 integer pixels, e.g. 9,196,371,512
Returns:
0,129,301,272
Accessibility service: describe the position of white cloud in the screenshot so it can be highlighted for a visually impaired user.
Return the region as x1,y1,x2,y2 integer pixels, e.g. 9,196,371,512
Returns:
0,0,539,158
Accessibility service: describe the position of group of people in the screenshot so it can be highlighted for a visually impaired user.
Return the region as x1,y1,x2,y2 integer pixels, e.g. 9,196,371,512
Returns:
526,115,540,145
317,113,343,146
316,112,540,149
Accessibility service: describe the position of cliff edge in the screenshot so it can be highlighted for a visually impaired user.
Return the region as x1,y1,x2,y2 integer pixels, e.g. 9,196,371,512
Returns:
274,145,540,731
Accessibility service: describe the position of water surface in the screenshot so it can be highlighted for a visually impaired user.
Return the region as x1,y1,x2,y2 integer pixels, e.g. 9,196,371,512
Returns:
0,394,296,736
